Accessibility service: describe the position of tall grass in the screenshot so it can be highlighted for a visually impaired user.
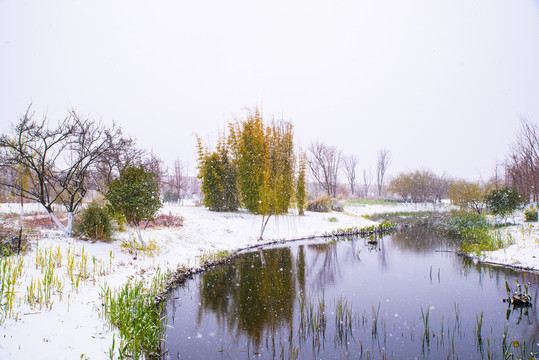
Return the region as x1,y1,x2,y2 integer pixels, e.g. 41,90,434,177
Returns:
441,211,510,255
0,254,24,323
100,270,168,359
323,221,397,238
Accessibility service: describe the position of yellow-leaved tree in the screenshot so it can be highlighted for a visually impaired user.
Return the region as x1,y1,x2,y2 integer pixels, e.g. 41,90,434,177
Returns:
197,107,304,240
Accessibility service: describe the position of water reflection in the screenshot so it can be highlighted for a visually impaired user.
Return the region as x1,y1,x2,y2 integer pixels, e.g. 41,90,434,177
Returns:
197,250,296,348
164,228,539,359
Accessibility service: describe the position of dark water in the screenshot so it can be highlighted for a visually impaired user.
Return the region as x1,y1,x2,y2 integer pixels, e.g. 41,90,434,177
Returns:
163,227,539,359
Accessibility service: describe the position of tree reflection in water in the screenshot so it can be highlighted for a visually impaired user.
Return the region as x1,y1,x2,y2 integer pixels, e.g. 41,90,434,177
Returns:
197,248,296,348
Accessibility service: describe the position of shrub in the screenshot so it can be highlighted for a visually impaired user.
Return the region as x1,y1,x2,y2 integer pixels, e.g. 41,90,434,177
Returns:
106,165,162,244
75,201,113,241
105,205,127,232
306,196,332,212
525,208,538,222
484,188,522,222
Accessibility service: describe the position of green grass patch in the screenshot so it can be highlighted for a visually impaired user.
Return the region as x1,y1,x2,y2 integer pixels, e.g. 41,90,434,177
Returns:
365,211,440,225
345,198,403,207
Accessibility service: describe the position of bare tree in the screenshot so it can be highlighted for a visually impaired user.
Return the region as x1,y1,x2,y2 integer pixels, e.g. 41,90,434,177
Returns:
362,169,372,197
342,154,358,197
168,158,185,202
307,141,342,198
0,106,123,235
54,110,124,232
515,117,539,205
92,131,144,194
376,148,391,197
144,151,167,194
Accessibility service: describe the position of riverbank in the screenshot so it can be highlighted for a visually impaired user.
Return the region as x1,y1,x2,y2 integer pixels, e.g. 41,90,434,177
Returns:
0,201,437,360
471,215,539,272
367,208,539,272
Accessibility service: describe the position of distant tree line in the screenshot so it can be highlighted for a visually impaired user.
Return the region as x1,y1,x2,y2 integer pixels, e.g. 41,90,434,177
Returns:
306,141,390,199
387,170,448,203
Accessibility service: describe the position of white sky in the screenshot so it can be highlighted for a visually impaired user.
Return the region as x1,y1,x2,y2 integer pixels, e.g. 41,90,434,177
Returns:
1,0,538,181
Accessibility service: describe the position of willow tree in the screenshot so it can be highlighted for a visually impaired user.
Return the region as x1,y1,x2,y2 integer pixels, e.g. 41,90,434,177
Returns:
255,121,296,239
197,107,298,239
296,151,307,216
230,108,268,214
196,135,239,212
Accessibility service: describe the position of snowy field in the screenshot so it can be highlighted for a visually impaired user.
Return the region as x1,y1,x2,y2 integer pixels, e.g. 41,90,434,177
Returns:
0,201,537,359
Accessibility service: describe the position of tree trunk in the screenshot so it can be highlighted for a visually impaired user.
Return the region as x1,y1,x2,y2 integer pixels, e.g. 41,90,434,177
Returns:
67,212,74,236
259,214,272,240
135,226,146,246
258,248,266,266
20,193,24,218
48,211,69,236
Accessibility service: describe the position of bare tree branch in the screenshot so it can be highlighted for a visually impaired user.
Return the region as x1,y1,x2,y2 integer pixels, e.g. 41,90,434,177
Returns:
376,148,391,197
342,154,358,197
307,141,342,198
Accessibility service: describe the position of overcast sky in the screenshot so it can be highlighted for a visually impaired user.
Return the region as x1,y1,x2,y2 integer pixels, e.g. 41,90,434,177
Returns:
1,0,538,181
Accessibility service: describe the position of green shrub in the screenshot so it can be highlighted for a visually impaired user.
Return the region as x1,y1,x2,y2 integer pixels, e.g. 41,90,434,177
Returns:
75,201,113,241
306,196,332,212
106,205,127,232
525,208,538,222
484,188,522,222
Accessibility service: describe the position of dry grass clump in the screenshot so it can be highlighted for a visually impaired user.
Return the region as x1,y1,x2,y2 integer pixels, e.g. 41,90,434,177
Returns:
146,213,184,229
306,196,343,213
306,196,332,212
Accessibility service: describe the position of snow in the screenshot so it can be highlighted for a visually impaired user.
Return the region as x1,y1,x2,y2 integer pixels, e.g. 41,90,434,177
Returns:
472,216,539,271
0,201,536,359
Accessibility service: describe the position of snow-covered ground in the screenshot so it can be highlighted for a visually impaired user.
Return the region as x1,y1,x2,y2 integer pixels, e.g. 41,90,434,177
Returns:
473,214,539,271
0,201,535,359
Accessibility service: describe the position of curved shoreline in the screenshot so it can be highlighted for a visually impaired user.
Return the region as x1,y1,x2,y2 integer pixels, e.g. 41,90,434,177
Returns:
1,202,538,359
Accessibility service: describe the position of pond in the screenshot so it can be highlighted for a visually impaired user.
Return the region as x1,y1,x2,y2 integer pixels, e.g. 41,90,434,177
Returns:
162,227,539,359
